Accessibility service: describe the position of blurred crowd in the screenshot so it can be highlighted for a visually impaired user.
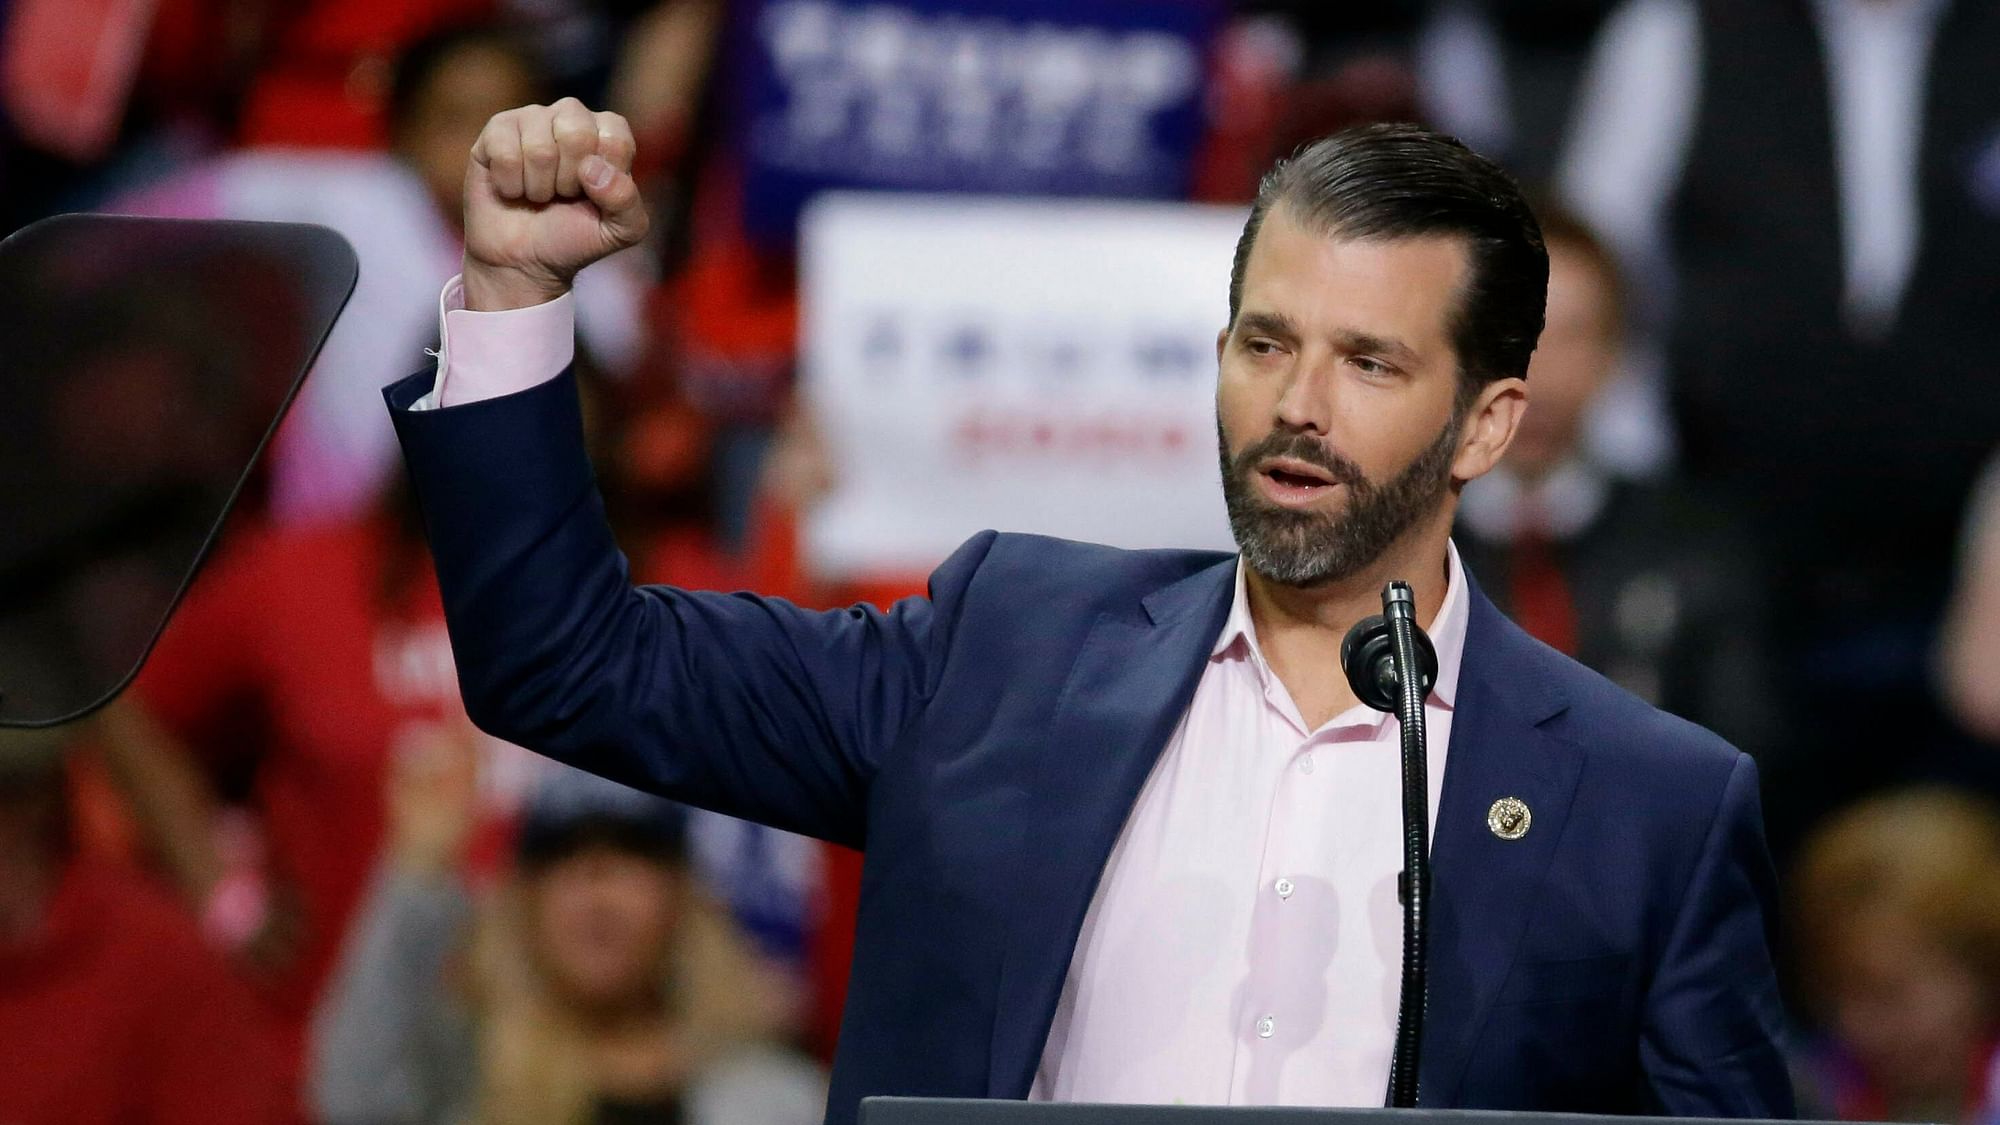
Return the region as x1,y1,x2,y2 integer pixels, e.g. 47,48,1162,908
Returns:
3,1,2000,1122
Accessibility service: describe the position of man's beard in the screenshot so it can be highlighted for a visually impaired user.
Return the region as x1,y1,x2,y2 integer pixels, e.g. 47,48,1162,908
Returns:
1218,413,1461,588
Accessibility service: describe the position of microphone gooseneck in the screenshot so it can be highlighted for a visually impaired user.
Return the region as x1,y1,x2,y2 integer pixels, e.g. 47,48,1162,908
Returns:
1339,581,1438,1109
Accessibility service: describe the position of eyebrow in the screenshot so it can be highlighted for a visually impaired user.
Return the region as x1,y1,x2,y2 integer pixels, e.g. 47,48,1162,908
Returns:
1236,312,1422,366
1233,311,1300,340
1334,330,1419,365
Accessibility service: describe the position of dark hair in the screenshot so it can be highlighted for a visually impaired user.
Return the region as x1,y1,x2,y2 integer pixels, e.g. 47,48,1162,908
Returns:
1526,199,1627,339
516,811,688,871
387,23,547,134
1228,122,1548,393
515,770,689,871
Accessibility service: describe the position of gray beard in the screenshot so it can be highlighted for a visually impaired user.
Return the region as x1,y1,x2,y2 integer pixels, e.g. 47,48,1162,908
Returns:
1217,414,1460,588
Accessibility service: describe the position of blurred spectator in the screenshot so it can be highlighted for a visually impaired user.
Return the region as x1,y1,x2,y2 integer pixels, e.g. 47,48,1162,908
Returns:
102,487,549,1104
119,21,651,526
1187,14,1306,204
0,0,719,231
2,0,169,170
1558,0,2000,831
311,749,823,1125
658,209,799,544
0,0,258,230
0,727,284,1125
1454,207,1778,754
1940,452,2000,744
233,0,494,149
1415,0,1622,185
99,365,814,1100
1790,788,2000,1124
512,0,723,169
1199,2,1422,204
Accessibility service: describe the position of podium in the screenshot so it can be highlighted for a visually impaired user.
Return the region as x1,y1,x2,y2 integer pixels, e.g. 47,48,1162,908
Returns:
860,1104,1827,1125
0,214,354,732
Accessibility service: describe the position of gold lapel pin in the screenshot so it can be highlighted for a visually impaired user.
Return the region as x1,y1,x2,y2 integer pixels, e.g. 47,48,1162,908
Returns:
1487,796,1531,840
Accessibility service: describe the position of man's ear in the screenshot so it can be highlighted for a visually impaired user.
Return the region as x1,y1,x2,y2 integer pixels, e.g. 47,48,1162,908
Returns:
1452,376,1529,483
1215,326,1230,365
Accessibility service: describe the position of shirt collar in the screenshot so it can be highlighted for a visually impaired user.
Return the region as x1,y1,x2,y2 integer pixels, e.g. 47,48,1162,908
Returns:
1212,540,1473,710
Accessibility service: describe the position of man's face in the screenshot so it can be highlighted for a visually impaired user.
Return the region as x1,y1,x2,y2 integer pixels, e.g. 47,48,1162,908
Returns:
1216,203,1476,587
1505,241,1618,475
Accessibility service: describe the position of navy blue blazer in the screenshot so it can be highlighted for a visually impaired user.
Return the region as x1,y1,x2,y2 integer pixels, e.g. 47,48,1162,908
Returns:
387,369,1794,1124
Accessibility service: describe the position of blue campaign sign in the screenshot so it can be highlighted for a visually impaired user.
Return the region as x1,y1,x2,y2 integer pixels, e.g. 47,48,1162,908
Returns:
730,0,1226,243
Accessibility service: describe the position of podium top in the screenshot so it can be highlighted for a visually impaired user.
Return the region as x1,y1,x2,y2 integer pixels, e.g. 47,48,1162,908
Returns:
0,215,356,729
859,1102,1853,1125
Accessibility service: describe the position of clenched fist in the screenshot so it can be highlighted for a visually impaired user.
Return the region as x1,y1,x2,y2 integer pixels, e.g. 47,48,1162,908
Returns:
461,97,650,311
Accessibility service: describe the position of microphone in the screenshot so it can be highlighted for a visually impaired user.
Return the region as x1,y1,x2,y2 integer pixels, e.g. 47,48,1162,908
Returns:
1340,584,1438,712
1340,580,1438,1109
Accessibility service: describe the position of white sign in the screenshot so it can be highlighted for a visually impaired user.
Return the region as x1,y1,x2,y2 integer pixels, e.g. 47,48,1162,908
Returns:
801,193,1246,578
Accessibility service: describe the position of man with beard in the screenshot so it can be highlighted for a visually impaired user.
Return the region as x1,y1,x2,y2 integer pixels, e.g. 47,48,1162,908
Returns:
382,100,1791,1122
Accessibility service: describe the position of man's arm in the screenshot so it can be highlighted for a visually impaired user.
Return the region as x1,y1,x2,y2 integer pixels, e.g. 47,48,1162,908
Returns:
309,866,476,1125
387,99,975,846
1638,753,1797,1117
391,366,988,846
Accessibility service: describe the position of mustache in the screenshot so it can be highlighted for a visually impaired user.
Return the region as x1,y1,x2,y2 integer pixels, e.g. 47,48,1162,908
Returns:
1231,430,1367,491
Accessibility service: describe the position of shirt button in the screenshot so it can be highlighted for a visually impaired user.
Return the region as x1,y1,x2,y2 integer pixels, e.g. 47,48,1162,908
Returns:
1256,1015,1276,1039
1297,754,1315,775
1274,877,1295,899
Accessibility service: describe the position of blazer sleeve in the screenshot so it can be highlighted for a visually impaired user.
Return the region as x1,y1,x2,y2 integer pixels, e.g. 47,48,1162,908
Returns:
1638,752,1797,1117
385,368,991,848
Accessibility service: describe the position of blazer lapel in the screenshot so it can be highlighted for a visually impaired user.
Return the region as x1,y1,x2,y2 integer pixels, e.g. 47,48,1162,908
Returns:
986,555,1237,1097
1418,579,1583,1105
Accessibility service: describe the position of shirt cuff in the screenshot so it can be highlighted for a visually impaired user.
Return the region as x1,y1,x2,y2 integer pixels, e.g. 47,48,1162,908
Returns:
410,274,576,410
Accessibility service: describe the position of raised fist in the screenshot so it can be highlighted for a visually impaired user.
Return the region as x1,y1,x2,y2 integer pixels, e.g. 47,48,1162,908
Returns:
461,97,650,311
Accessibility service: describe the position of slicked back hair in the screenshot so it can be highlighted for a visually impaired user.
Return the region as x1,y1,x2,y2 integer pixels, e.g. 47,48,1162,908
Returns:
1228,123,1549,398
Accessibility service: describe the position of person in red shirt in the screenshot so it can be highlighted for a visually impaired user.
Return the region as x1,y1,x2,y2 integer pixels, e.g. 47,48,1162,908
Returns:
231,0,497,150
102,363,808,1099
0,727,284,1125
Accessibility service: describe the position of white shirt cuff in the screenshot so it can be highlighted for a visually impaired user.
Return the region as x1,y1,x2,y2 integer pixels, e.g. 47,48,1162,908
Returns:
410,275,577,411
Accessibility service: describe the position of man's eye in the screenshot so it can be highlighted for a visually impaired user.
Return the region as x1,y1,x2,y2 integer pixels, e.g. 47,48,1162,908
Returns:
1246,339,1280,356
1352,357,1391,376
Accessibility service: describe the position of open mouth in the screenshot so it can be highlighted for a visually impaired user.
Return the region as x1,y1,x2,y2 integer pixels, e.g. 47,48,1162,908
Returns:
1265,468,1329,488
1255,458,1341,505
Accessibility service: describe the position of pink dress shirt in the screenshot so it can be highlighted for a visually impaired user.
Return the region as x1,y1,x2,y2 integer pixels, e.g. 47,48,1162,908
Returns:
410,275,575,410
413,277,1471,1106
1031,546,1468,1106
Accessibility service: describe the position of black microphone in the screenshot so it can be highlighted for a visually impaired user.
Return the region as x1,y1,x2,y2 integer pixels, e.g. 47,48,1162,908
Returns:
1340,581,1438,1109
1341,585,1438,712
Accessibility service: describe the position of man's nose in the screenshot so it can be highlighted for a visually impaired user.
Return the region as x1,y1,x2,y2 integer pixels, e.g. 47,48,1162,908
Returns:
1273,360,1337,435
